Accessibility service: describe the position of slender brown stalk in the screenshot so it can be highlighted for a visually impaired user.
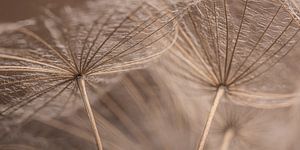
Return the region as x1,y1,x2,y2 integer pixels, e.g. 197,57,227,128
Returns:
198,86,225,150
77,77,103,150
220,128,235,150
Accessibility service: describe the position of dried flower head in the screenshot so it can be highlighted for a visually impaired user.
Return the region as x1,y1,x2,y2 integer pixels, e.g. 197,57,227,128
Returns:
207,104,292,150
163,0,300,149
0,1,178,149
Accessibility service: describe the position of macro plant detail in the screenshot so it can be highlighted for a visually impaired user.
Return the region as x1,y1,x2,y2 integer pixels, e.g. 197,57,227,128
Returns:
1,0,300,150
66,70,193,150
0,2,178,150
167,0,300,149
207,103,291,150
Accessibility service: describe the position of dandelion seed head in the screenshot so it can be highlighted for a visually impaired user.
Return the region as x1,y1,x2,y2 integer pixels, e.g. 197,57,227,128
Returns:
0,0,177,125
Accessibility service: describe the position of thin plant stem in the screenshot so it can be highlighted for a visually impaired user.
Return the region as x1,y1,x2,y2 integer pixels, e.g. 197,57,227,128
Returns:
220,128,235,150
198,86,225,150
77,77,103,150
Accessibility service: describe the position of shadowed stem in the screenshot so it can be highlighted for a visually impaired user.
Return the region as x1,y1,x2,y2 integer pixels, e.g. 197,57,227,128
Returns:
198,86,225,150
78,77,103,150
220,128,235,150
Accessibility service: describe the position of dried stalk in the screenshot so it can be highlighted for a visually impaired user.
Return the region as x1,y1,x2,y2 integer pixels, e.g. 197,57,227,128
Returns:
198,86,224,150
77,77,103,150
220,128,235,150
